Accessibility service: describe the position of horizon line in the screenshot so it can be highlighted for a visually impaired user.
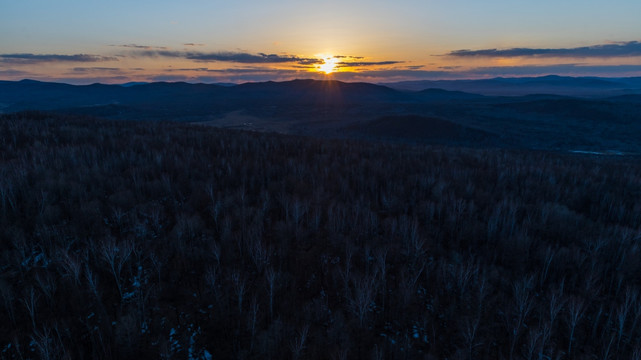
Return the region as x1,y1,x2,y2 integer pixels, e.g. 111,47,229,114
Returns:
5,74,641,87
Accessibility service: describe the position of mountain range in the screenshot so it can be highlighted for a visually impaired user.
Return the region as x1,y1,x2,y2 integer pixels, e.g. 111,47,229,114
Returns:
1,76,640,153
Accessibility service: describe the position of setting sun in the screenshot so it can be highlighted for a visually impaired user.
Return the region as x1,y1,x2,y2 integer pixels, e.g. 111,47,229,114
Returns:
317,56,339,74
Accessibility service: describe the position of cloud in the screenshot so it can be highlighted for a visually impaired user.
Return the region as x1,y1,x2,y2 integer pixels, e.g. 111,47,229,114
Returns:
149,68,307,83
0,69,30,76
132,50,319,65
183,43,205,47
130,50,402,67
72,67,122,73
333,69,454,82
110,44,168,50
52,75,131,85
446,41,641,58
337,60,403,67
190,52,314,63
0,53,118,63
463,64,641,76
334,55,364,59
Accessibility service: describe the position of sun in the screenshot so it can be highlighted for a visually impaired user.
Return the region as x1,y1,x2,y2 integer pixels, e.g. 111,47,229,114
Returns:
317,56,339,74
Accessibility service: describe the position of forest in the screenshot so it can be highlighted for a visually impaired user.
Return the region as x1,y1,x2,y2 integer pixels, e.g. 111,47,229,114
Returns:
1,111,641,359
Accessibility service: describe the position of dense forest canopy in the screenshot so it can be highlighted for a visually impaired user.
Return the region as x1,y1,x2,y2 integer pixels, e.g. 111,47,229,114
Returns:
1,112,641,359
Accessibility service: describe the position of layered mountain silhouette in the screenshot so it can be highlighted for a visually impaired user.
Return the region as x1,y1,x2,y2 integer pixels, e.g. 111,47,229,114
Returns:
384,75,641,96
1,77,640,152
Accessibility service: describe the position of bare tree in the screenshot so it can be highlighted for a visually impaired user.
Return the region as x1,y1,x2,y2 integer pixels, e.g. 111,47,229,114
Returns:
231,271,246,315
101,238,132,300
462,314,482,360
22,286,39,330
522,327,541,360
615,288,638,355
289,324,309,360
347,275,376,328
566,296,585,356
248,297,259,352
58,250,82,287
506,276,534,360
84,264,100,301
265,267,278,319
30,326,65,360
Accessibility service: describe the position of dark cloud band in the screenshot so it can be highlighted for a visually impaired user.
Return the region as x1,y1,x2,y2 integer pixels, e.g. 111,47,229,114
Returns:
447,41,641,58
0,53,118,63
338,61,403,67
133,50,320,65
110,44,169,50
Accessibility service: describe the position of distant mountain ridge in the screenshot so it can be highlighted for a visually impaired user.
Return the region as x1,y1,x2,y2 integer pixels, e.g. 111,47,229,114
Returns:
2,77,641,153
383,75,641,96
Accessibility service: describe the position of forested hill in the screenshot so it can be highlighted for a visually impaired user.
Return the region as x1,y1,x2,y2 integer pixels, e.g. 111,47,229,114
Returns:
2,78,641,153
1,112,641,359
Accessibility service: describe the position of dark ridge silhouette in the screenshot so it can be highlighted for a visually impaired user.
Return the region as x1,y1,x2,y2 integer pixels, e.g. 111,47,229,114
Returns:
384,75,641,96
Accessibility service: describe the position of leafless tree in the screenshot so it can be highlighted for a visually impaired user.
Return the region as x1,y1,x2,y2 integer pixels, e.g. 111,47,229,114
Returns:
231,271,246,315
248,296,259,352
462,314,482,360
289,324,309,360
101,238,133,300
35,272,57,306
265,267,278,319
347,275,376,328
566,296,585,356
22,286,39,330
506,276,534,360
58,249,83,287
30,326,66,360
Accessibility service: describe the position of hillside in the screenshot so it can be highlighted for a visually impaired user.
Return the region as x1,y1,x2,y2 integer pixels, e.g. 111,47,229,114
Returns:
344,114,502,146
2,78,641,153
1,112,641,359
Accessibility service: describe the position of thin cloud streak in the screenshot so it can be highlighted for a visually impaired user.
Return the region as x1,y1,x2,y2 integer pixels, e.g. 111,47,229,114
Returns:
132,50,321,64
337,61,403,67
72,67,122,72
110,44,169,50
0,53,118,63
127,50,401,67
447,41,641,58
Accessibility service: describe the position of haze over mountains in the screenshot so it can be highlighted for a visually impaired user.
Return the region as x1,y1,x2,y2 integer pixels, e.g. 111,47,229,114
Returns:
1,76,641,153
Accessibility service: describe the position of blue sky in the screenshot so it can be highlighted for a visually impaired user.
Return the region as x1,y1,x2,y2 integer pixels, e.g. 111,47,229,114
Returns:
1,0,641,83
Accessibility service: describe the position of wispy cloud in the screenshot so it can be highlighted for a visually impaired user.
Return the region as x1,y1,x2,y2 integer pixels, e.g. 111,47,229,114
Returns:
132,50,321,65
464,64,641,76
0,69,30,77
446,41,641,58
110,44,168,50
72,67,122,73
189,52,316,64
150,68,306,83
183,43,205,47
337,60,403,67
128,50,402,68
0,53,118,63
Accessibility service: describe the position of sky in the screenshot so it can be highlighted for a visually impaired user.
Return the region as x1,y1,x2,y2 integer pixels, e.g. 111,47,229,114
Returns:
1,0,641,84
